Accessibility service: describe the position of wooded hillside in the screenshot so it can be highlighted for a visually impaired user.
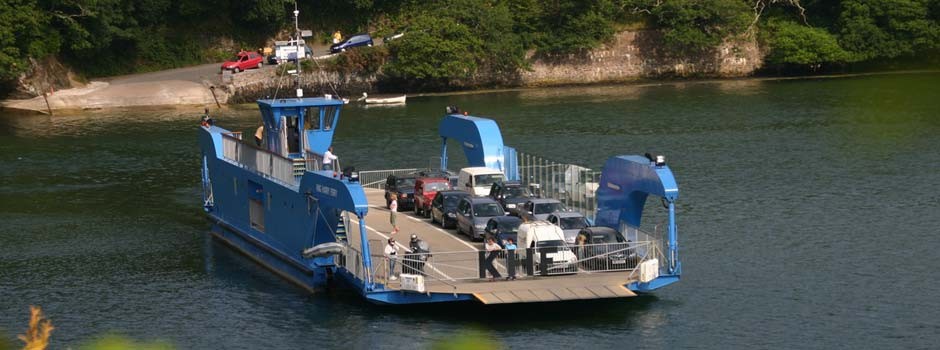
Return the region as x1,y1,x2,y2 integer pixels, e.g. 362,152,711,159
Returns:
2,0,938,91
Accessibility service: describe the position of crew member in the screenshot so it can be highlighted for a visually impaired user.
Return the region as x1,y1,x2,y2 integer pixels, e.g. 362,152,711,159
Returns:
323,146,338,171
254,125,264,146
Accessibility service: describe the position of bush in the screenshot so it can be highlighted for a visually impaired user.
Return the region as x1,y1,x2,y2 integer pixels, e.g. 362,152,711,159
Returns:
762,19,852,66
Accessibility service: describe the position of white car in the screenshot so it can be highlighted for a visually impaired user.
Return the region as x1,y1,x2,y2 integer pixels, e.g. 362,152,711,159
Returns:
516,221,578,274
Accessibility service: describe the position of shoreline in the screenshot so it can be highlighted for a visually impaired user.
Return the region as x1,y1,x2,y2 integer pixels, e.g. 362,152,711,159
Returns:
3,69,938,115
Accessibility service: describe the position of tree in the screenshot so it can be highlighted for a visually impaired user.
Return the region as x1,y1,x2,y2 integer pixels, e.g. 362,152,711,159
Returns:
762,19,851,66
384,14,481,85
837,0,940,61
1,0,53,80
647,0,753,55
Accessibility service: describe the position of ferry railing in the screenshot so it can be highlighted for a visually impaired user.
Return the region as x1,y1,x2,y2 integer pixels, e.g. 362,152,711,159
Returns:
515,151,600,220
358,168,421,189
338,245,374,286
373,243,661,282
221,133,298,187
569,241,657,273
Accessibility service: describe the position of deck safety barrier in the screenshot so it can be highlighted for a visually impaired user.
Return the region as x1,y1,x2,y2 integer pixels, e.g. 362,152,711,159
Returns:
515,151,601,220
373,241,662,285
338,245,374,286
358,168,421,189
222,133,299,186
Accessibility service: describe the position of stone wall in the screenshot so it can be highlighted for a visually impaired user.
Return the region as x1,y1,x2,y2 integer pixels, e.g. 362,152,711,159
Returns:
224,66,377,104
521,31,762,85
224,30,764,102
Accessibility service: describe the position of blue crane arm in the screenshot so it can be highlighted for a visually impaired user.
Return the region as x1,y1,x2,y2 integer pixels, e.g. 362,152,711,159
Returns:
438,114,506,171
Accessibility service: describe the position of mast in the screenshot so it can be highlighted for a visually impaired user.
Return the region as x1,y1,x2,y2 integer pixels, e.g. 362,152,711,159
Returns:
293,2,302,98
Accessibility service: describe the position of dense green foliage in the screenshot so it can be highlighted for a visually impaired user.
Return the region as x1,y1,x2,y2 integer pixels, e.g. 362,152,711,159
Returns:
1,0,938,90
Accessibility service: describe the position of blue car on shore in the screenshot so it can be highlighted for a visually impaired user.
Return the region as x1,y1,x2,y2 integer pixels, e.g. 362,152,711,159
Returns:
330,34,374,53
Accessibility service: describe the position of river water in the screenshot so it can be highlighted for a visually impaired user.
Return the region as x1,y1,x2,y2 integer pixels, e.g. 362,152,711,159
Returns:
1,73,938,349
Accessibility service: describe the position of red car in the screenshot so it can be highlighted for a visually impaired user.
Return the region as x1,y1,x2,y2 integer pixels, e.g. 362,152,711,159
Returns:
221,51,263,73
414,177,452,217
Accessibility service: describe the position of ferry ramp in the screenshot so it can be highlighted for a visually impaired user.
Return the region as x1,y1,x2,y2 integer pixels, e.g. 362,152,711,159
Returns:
343,189,642,304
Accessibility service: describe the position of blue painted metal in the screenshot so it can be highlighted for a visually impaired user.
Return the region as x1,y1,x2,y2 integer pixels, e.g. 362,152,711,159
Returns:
503,146,519,181
627,275,680,293
438,114,506,172
595,155,681,280
199,97,374,293
257,97,344,156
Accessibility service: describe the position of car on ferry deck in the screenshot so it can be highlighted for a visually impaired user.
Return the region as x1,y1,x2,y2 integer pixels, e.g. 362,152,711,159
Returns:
430,190,471,229
575,227,637,270
458,167,505,196
519,198,567,221
547,211,590,244
484,216,523,248
385,174,417,211
414,177,451,217
455,197,506,241
488,180,535,215
516,221,578,274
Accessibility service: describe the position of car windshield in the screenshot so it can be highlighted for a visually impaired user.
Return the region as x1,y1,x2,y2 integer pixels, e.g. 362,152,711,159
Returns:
536,240,566,248
424,182,449,192
473,203,503,217
443,195,465,207
559,217,588,230
229,56,241,61
591,235,612,244
474,174,504,187
497,221,521,233
395,178,416,188
534,202,566,214
504,186,532,198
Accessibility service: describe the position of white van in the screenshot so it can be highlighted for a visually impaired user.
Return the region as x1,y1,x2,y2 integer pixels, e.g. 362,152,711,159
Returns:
458,167,505,196
515,221,578,273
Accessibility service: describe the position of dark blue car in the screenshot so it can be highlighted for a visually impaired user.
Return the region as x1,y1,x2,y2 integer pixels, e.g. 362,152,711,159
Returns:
330,34,374,53
484,216,522,248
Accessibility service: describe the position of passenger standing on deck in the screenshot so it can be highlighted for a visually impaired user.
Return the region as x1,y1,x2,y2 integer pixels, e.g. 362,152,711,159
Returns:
384,238,399,281
484,238,502,281
504,238,517,280
254,125,264,146
389,194,400,234
322,146,338,170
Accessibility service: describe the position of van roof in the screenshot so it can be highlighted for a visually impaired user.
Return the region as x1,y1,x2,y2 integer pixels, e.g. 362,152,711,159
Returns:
460,167,503,175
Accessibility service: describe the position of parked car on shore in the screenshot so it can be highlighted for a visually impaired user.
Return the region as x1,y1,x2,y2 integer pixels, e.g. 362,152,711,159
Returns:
414,177,451,217
221,51,263,73
455,197,506,241
430,190,471,229
330,34,374,53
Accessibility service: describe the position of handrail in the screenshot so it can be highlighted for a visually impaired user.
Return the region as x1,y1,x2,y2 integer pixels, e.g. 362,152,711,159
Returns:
221,133,298,186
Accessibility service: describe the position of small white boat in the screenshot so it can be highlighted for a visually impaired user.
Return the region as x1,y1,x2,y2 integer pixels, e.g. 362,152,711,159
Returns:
360,92,406,104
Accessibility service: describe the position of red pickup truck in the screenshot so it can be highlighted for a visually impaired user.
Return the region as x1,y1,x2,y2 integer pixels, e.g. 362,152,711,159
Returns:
221,51,263,73
414,177,452,217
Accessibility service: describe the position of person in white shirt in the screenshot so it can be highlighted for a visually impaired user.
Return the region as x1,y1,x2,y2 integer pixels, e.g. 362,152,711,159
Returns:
484,237,502,280
389,194,399,234
323,146,338,171
384,238,399,281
